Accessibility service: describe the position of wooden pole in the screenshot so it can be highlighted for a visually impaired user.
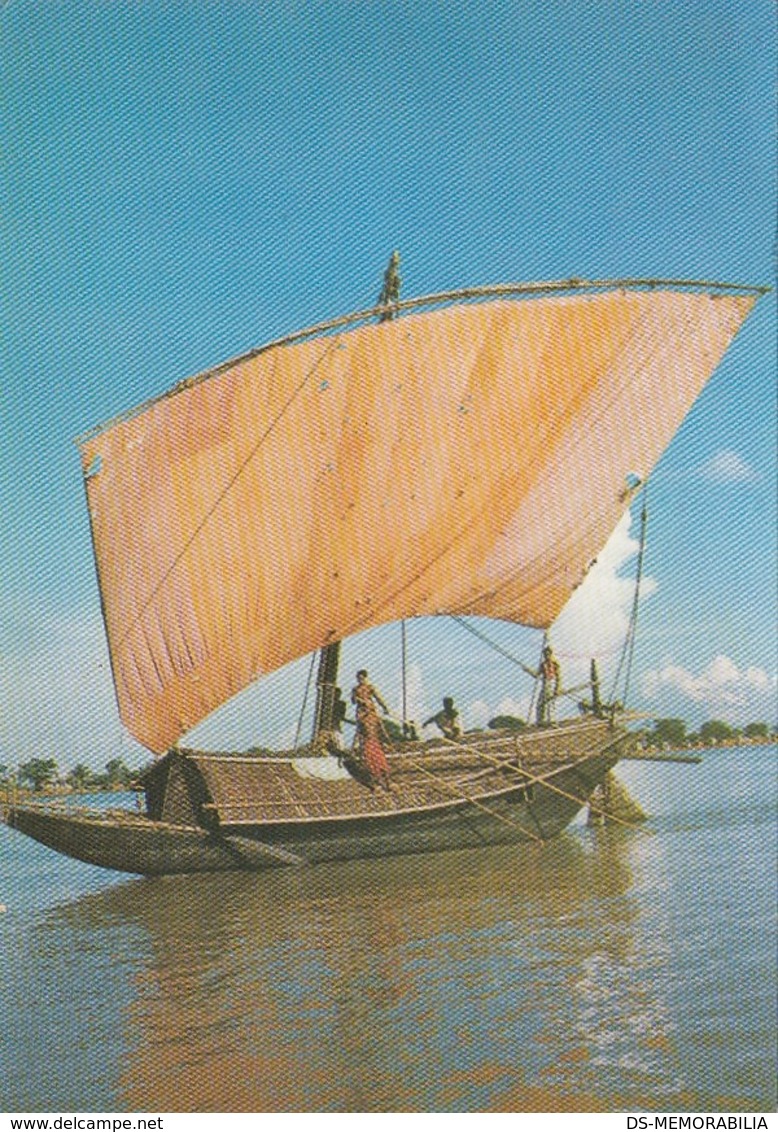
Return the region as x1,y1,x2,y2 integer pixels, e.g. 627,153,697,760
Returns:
77,278,769,445
311,641,342,742
294,651,317,751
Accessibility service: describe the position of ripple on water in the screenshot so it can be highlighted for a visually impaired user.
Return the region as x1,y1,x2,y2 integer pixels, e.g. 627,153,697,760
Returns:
1,748,775,1111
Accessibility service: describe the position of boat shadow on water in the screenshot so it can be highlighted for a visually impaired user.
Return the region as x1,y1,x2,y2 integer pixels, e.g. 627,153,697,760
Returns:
33,829,695,1114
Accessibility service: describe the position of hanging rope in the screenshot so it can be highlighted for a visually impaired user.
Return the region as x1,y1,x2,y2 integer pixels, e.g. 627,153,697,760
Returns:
608,488,649,707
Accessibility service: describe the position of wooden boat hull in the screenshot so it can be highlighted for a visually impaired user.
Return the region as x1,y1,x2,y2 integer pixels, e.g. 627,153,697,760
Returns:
3,803,236,875
2,732,626,875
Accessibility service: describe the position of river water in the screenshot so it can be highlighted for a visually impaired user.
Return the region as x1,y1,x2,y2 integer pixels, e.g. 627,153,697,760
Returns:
0,745,775,1113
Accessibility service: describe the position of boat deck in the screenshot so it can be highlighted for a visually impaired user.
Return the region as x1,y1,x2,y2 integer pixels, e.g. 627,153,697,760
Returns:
1,718,636,875
173,717,628,826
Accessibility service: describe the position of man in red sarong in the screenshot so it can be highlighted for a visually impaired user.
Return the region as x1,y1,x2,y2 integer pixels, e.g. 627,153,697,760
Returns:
351,670,394,791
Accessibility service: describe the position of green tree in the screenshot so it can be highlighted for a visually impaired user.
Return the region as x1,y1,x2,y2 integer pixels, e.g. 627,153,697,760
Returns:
744,722,769,739
104,757,132,788
18,758,58,792
649,718,687,748
699,719,734,744
67,764,96,792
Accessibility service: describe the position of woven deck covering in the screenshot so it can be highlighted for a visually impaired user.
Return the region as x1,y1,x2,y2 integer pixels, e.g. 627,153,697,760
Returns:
182,718,618,825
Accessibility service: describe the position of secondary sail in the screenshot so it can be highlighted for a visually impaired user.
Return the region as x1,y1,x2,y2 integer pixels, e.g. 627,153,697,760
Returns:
77,284,759,752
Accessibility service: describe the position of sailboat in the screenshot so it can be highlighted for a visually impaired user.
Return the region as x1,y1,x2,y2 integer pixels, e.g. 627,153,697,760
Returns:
3,271,765,874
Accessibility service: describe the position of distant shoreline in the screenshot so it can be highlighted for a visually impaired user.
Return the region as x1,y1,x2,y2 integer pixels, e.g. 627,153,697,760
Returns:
642,736,776,756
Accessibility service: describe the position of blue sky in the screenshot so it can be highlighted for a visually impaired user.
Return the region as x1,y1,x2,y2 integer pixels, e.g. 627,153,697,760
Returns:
1,0,775,770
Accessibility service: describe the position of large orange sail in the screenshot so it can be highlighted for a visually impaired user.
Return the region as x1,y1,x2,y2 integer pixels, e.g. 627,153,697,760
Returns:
77,285,758,752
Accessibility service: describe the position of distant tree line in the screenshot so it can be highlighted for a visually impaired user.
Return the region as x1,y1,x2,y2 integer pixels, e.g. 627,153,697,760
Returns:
485,715,775,745
0,717,773,793
0,756,140,794
643,718,774,749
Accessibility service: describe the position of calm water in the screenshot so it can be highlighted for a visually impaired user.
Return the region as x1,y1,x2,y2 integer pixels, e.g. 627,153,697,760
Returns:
0,746,775,1113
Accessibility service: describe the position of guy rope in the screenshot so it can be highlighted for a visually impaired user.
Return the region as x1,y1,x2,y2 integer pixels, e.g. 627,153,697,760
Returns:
432,733,647,831
400,753,545,843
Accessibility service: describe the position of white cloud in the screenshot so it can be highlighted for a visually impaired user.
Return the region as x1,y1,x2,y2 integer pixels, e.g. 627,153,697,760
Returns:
700,449,758,483
494,694,532,720
550,510,656,686
464,698,492,731
462,694,532,731
642,654,777,722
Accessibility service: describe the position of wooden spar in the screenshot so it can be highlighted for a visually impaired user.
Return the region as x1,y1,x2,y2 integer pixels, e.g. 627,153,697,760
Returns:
401,755,544,843
75,277,770,445
312,254,401,746
294,651,317,750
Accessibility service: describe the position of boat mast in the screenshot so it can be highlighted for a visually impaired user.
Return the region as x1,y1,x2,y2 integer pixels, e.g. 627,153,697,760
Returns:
310,252,402,744
311,641,342,741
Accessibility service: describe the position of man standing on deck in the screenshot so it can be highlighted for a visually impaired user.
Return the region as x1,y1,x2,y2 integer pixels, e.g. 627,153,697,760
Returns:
536,645,561,725
351,670,394,791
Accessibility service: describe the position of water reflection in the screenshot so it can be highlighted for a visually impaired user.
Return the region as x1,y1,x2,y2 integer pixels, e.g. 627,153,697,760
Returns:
43,832,678,1111
6,748,773,1112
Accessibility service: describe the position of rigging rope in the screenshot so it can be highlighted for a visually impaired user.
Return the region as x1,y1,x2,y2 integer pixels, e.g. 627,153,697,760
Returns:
435,732,645,830
608,488,649,707
401,753,544,843
449,617,584,721
116,340,340,653
449,615,537,678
